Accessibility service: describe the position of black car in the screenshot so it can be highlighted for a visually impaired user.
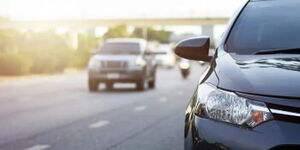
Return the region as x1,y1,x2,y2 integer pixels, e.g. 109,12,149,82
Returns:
175,0,300,150
88,38,157,91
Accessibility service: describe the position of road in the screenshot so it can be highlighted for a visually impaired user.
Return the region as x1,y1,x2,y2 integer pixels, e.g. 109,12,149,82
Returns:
0,64,206,150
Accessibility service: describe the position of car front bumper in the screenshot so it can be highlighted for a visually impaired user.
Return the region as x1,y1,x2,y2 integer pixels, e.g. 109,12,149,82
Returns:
88,67,145,83
185,115,300,150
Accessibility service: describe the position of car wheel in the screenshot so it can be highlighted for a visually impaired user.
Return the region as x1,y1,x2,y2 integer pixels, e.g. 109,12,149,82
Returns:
149,69,157,89
88,78,98,92
148,78,155,89
106,82,113,91
136,80,145,91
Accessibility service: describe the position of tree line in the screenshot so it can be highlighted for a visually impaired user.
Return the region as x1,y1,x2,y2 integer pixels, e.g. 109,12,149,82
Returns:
0,25,172,75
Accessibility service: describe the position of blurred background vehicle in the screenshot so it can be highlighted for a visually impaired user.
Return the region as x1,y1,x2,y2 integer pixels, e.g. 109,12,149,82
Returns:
178,59,190,79
155,44,176,68
88,38,157,91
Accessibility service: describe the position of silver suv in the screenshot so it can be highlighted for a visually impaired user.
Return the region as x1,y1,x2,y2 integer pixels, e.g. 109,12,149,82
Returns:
88,38,157,91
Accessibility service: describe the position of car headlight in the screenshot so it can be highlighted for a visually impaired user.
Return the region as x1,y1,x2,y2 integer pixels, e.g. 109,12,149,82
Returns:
179,61,190,69
132,58,146,66
88,57,101,70
195,84,273,128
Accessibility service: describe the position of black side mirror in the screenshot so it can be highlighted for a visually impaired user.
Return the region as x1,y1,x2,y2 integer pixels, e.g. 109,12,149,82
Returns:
174,37,212,62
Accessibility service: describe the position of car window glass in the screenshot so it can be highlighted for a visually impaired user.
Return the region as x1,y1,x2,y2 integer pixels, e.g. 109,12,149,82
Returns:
226,0,300,54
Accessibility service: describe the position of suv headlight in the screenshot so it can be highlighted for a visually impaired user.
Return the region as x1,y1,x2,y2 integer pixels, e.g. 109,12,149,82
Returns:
131,57,146,66
195,84,273,128
88,57,101,70
179,61,190,69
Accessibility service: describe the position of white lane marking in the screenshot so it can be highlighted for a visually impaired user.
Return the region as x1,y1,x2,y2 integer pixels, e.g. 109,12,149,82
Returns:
159,97,168,103
134,105,146,112
25,144,50,150
178,91,183,96
89,120,110,129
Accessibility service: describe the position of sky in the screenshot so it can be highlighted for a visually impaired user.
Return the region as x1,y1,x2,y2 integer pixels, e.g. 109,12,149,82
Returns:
0,0,246,20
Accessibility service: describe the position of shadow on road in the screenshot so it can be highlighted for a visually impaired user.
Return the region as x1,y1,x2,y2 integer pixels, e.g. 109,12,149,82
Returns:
89,83,150,93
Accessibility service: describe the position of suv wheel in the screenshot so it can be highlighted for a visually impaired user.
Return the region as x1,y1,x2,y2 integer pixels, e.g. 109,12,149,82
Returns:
136,80,145,91
148,70,156,89
88,78,98,92
148,79,155,89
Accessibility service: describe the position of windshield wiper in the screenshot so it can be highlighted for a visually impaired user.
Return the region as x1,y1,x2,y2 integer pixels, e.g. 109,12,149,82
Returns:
255,48,300,55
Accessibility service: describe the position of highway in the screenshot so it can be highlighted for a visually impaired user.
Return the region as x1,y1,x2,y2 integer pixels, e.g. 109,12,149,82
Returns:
0,64,207,150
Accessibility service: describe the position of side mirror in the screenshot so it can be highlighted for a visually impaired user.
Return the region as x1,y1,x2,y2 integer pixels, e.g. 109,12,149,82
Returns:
174,37,212,62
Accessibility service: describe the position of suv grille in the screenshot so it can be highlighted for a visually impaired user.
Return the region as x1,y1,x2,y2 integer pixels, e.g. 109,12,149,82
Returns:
267,103,300,123
101,61,127,68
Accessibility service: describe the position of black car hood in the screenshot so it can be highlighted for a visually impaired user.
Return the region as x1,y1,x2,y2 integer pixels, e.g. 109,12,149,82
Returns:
215,53,300,98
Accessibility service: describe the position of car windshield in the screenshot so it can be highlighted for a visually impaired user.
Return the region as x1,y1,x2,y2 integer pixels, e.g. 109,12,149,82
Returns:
226,0,300,55
99,42,141,55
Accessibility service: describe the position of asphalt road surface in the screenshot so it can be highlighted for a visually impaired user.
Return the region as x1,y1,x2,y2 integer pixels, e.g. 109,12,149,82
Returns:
0,64,207,150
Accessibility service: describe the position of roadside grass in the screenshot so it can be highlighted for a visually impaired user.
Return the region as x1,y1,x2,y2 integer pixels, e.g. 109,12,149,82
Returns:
0,68,85,83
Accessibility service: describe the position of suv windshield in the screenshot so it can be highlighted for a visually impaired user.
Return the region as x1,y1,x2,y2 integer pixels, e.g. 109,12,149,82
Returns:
226,0,300,55
99,42,141,55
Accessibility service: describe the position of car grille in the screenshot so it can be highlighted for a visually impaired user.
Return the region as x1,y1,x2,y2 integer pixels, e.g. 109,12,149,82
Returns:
101,61,127,69
267,103,300,123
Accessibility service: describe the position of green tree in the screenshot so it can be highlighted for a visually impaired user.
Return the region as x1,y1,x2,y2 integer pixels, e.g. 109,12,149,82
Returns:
0,53,33,75
131,28,144,38
148,28,171,43
19,30,71,73
103,24,129,39
132,28,172,43
0,29,22,53
69,33,100,68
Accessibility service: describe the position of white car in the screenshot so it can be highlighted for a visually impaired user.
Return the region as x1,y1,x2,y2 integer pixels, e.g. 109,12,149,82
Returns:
155,44,176,68
88,38,157,91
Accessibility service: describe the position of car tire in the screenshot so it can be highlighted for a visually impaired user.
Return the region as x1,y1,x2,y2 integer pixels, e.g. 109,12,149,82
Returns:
136,80,145,91
88,78,98,92
148,69,156,89
106,82,113,91
148,80,155,89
